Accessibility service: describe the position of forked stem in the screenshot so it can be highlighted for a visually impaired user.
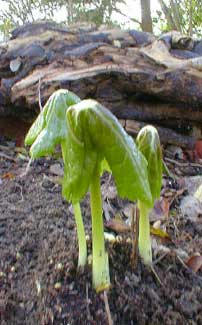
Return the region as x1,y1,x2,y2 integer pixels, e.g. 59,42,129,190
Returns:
73,202,87,267
90,162,110,292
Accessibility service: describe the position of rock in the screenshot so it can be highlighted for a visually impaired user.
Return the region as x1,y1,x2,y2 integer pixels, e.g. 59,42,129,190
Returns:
194,183,202,202
183,176,202,195
49,163,63,176
180,195,202,221
193,40,202,55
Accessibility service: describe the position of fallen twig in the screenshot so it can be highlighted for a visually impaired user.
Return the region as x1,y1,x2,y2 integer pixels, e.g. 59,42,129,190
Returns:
150,265,163,287
0,152,16,162
103,290,113,325
0,144,14,153
153,252,169,265
38,77,43,112
20,158,32,177
85,283,91,321
165,157,202,168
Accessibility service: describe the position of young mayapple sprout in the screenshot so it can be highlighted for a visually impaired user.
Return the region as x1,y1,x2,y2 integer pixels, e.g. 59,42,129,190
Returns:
25,89,153,293
63,99,152,292
136,125,163,265
25,89,88,268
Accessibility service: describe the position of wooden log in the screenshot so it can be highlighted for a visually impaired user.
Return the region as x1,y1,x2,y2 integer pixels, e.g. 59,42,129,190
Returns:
0,24,201,109
110,100,202,126
0,22,202,148
119,119,196,149
9,62,202,111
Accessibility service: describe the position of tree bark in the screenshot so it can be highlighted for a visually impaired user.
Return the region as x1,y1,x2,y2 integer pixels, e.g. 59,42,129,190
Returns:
158,0,177,30
188,0,193,36
170,0,182,32
140,0,153,33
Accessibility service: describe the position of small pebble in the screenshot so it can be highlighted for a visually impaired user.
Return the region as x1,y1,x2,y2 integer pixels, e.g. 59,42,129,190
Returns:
88,254,92,265
54,282,62,290
85,234,90,242
116,235,123,243
16,252,22,260
49,258,53,265
0,271,6,277
126,237,132,244
56,263,64,271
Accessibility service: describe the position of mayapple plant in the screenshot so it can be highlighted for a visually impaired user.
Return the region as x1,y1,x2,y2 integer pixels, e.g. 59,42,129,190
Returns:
25,89,88,267
62,99,152,292
25,88,157,293
136,125,163,265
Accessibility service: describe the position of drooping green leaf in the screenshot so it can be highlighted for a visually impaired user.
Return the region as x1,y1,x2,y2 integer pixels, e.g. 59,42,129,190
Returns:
62,112,98,203
25,89,80,158
63,99,152,206
25,105,47,146
136,125,163,204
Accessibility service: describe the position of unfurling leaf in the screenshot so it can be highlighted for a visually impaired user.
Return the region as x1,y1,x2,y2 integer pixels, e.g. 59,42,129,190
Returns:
25,90,88,269
136,126,163,266
136,125,163,204
25,89,80,157
62,99,152,206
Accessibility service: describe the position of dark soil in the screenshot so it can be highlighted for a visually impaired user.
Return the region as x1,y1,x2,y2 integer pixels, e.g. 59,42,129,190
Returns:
1,145,202,325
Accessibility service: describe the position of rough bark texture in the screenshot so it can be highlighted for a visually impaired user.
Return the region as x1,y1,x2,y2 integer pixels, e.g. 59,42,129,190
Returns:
140,0,153,33
1,22,202,148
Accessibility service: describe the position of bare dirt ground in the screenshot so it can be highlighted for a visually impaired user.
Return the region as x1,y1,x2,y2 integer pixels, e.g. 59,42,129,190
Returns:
0,139,202,325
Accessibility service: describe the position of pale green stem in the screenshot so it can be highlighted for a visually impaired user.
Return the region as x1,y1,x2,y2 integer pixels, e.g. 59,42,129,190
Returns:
138,200,152,265
61,141,87,267
90,162,110,292
72,202,87,267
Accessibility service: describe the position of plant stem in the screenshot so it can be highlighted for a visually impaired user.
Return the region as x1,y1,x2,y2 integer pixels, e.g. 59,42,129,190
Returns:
61,142,87,267
138,200,152,265
72,202,87,267
90,162,110,292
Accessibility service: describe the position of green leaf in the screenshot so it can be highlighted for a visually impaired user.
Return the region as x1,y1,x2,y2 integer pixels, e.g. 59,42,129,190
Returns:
25,89,80,158
62,116,97,203
136,125,163,204
63,99,152,206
